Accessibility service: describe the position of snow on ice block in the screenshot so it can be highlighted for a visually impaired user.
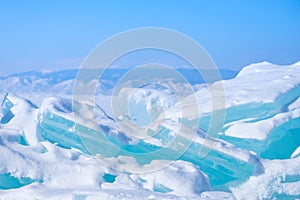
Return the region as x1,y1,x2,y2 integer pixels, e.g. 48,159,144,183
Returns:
0,94,262,189
100,159,210,197
0,93,40,145
36,97,262,189
231,157,300,199
37,97,133,155
218,86,300,159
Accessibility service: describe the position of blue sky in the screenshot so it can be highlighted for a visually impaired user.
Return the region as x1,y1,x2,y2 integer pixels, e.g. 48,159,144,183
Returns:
0,0,300,74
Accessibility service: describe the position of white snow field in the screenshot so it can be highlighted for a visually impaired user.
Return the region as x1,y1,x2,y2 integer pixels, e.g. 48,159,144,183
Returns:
0,61,300,199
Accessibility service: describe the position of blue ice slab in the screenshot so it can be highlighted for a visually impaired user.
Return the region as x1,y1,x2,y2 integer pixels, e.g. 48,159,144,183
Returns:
1,110,14,124
199,85,300,132
214,86,300,159
1,94,14,116
0,173,41,190
0,94,261,189
37,105,260,189
102,174,117,183
1,94,15,124
221,117,300,160
260,117,300,159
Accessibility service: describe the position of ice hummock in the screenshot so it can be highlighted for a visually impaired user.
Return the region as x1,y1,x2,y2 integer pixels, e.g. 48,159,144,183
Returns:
0,61,300,199
38,95,262,188
0,91,261,191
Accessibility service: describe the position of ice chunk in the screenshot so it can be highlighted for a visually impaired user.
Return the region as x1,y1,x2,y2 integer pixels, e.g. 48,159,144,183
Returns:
102,159,210,197
37,97,133,154
136,160,210,196
0,93,40,145
35,95,263,189
218,86,300,159
0,173,38,190
231,157,300,199
1,94,14,116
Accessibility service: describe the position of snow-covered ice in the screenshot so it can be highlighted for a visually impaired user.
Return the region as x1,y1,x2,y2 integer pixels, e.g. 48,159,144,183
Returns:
0,61,300,199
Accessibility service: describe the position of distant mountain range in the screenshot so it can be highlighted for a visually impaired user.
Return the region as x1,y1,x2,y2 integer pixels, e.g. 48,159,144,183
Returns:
0,68,238,95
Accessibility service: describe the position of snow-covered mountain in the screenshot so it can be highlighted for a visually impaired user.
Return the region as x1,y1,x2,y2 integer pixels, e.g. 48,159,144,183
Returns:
0,62,300,199
0,68,237,97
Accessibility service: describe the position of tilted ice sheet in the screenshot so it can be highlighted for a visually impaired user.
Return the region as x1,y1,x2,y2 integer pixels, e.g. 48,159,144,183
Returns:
172,61,300,116
36,94,261,188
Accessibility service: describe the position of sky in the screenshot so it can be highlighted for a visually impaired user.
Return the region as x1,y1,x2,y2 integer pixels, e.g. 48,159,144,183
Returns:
0,0,300,74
